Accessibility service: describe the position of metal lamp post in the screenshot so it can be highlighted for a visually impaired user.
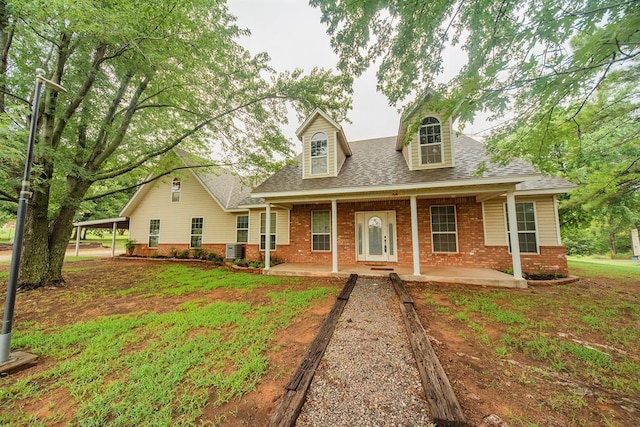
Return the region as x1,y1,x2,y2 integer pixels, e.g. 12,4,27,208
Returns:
0,69,66,365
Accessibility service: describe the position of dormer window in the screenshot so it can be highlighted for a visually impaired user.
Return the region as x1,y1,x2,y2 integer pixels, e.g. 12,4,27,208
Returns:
171,178,181,202
310,132,328,175
419,117,443,165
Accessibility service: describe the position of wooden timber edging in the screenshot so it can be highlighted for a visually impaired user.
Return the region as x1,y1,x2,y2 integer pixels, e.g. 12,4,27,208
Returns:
267,273,358,427
389,273,470,427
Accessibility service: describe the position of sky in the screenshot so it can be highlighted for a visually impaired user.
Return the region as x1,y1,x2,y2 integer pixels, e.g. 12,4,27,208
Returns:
227,0,490,150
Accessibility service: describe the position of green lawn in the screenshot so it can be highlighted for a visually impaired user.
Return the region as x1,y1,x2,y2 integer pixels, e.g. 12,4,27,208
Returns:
0,264,333,426
568,256,640,285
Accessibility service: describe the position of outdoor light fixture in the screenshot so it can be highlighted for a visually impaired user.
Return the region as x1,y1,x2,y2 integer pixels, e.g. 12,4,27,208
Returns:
0,69,67,365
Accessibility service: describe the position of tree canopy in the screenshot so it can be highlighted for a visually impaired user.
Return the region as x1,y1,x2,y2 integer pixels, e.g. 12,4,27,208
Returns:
312,0,639,252
0,0,352,286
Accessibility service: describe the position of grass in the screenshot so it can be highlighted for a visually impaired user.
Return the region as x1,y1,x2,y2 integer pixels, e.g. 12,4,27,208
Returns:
424,277,640,395
568,256,639,285
0,264,331,426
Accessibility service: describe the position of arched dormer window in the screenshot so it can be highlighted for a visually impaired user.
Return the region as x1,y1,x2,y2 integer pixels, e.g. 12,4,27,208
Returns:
171,178,181,202
310,132,328,174
419,116,443,165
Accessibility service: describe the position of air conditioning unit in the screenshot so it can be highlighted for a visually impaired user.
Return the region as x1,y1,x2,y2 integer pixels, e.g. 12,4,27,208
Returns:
225,243,244,259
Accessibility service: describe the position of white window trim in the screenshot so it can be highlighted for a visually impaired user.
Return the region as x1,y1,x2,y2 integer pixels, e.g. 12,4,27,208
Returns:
236,214,249,244
418,116,444,166
430,205,459,253
190,217,203,249
171,178,181,203
504,201,540,255
311,210,331,252
260,211,277,251
148,218,160,248
310,132,328,175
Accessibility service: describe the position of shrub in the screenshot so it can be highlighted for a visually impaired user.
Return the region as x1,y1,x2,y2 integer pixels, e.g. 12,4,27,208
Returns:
168,247,178,258
125,240,136,255
192,248,207,259
177,249,191,259
207,252,223,262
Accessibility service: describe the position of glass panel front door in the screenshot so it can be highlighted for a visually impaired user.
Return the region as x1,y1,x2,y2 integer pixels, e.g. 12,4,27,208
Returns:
358,211,397,262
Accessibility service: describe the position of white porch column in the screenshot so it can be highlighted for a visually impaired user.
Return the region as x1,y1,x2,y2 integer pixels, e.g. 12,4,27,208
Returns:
506,190,523,279
74,226,81,256
111,222,117,257
331,199,338,273
264,203,271,271
410,195,421,276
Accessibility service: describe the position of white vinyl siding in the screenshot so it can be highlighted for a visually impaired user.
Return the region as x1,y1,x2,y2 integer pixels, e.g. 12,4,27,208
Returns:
483,196,560,247
302,115,338,178
128,173,238,245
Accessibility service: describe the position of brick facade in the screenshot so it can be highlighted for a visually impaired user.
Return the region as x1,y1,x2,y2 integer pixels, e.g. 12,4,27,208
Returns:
244,197,568,275
131,243,227,258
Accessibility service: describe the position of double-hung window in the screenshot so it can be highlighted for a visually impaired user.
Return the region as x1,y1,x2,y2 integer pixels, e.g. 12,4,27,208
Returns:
171,178,181,202
190,217,203,248
505,202,538,253
260,212,276,250
310,132,328,175
311,210,331,251
149,219,160,247
419,117,443,165
236,215,249,243
431,205,457,252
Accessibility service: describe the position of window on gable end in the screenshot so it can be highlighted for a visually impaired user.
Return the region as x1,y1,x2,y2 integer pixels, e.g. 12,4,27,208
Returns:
171,178,181,202
419,117,443,165
310,132,328,175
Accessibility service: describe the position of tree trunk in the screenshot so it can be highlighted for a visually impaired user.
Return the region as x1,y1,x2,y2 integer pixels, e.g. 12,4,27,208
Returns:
609,232,617,259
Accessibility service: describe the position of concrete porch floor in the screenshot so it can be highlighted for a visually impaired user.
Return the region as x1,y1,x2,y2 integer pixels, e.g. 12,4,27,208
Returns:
264,262,527,288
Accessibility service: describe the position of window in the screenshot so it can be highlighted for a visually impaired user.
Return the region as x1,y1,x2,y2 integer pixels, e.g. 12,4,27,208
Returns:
149,219,160,247
236,215,249,243
171,178,181,202
310,132,328,175
190,217,203,248
260,212,276,250
505,202,538,253
431,205,457,252
419,117,443,165
312,210,331,251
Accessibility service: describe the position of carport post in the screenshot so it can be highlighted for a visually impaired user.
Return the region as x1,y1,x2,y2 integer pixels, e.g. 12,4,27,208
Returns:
75,226,81,256
111,222,117,257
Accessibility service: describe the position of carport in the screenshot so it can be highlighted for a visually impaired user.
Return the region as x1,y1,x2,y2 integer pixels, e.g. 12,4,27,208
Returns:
72,217,130,257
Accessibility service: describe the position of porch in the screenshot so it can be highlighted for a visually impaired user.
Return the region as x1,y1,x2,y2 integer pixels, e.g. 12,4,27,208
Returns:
264,262,527,288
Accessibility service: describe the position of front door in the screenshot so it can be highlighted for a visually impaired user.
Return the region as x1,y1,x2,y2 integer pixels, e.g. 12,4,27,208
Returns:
356,211,397,262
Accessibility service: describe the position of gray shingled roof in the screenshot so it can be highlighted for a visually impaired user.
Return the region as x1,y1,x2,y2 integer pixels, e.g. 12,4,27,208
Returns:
250,135,572,197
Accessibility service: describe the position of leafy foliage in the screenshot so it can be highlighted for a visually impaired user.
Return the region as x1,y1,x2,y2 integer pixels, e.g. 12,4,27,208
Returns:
0,1,352,286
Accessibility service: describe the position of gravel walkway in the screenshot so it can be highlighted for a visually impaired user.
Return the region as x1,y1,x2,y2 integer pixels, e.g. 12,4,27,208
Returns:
296,277,433,426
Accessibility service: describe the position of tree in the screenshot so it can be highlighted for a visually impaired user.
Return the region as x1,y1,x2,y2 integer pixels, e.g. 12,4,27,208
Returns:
0,1,351,288
312,1,637,158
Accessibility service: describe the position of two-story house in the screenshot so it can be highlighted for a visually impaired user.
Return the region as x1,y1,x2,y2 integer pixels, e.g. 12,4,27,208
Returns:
121,104,574,286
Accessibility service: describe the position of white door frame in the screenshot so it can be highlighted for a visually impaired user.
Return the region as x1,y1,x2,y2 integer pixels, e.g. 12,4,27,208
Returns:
355,211,397,262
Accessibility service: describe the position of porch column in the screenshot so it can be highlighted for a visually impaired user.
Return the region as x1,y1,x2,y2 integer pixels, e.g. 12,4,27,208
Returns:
410,195,421,276
506,190,523,279
74,226,81,256
331,199,338,273
111,222,117,257
264,203,271,271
